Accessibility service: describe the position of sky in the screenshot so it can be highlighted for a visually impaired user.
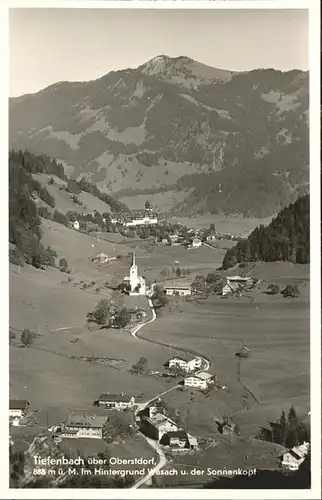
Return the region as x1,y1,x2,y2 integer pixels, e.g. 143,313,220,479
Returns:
9,8,308,97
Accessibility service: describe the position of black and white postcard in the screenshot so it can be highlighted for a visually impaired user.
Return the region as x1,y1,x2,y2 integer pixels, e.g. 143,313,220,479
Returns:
1,1,320,498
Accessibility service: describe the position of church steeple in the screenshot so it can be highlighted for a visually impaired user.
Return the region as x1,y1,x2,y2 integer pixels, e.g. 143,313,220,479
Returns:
131,252,136,268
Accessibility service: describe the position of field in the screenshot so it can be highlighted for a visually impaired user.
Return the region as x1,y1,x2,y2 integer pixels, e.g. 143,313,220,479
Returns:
32,173,113,215
40,219,128,279
119,189,193,213
171,214,273,237
140,262,310,438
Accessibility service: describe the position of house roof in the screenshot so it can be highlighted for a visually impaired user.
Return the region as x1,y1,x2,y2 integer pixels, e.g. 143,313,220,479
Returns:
167,430,188,440
9,400,30,410
193,371,213,381
98,393,132,403
170,355,199,363
143,413,178,429
227,276,252,282
187,434,198,446
288,443,310,459
66,414,108,429
163,279,192,290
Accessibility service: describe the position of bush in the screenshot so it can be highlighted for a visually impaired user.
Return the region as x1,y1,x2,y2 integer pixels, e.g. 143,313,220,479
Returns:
53,210,69,226
130,356,148,375
66,179,81,195
59,257,70,273
266,284,280,295
152,285,168,309
9,246,24,266
87,294,124,325
20,328,33,347
113,308,131,328
37,206,52,219
281,284,300,298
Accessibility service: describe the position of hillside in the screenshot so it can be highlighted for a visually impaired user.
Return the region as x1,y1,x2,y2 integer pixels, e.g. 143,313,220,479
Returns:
9,55,309,218
8,151,129,269
222,194,309,269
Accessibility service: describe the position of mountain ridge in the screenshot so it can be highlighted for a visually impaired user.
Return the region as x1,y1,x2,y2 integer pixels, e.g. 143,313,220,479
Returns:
9,55,309,217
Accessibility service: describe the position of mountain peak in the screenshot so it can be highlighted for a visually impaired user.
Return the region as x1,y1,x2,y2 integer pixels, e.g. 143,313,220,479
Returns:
139,54,181,75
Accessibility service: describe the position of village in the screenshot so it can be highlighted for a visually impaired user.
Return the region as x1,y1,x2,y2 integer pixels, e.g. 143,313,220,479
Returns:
9,241,310,487
63,197,245,250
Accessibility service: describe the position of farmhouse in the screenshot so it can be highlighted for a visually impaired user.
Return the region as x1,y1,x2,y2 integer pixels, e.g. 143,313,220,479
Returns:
192,238,202,248
91,252,109,264
94,393,135,410
163,279,193,296
62,414,108,439
279,442,310,471
218,418,237,435
222,276,254,296
161,430,199,450
184,371,215,390
141,413,180,442
124,253,146,296
9,400,30,419
161,430,189,448
169,355,202,372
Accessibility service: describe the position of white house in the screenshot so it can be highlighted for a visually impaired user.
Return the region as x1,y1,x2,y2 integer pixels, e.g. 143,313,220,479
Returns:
184,371,215,390
168,355,202,372
61,414,108,439
124,253,146,295
95,393,135,410
91,252,109,264
279,442,310,471
73,220,80,230
9,400,30,419
192,238,202,248
163,280,193,297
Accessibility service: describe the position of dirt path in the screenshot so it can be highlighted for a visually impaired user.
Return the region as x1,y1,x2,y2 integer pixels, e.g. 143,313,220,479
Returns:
128,296,211,487
237,357,259,404
131,436,166,489
131,298,210,371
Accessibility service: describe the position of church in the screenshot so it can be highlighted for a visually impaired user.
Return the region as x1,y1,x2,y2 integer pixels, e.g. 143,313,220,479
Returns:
124,253,146,296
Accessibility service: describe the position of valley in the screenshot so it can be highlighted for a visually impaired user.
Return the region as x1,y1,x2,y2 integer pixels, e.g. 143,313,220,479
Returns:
9,214,310,487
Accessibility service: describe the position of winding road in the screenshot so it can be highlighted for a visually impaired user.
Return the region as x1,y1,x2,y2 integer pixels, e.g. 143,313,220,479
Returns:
129,295,211,488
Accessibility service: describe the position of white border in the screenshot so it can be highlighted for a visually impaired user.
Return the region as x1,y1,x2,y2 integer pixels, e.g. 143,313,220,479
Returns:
1,1,320,499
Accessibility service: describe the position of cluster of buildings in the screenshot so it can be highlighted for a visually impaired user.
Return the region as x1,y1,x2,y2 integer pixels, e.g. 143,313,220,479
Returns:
89,252,117,264
137,405,198,451
168,355,216,390
111,209,158,227
222,276,259,297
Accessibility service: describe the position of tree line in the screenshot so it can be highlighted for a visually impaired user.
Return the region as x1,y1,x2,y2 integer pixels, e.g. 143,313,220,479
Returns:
222,194,309,269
